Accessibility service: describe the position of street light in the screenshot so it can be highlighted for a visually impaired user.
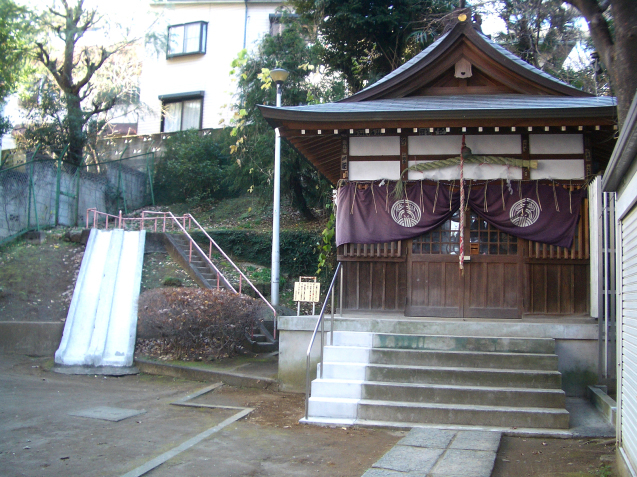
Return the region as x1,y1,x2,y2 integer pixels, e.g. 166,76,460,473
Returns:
270,67,288,306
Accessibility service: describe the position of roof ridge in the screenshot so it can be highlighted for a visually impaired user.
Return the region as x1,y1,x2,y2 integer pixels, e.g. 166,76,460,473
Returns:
344,21,587,102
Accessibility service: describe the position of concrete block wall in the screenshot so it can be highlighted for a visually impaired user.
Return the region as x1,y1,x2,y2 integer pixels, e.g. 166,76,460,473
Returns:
0,159,151,241
0,169,29,237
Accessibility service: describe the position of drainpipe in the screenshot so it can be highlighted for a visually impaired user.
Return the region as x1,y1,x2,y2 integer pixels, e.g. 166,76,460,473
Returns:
243,0,248,49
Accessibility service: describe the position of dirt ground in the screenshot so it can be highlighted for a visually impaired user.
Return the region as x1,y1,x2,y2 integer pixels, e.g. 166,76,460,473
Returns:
0,355,620,477
0,232,84,322
0,354,400,477
0,224,621,476
492,436,617,477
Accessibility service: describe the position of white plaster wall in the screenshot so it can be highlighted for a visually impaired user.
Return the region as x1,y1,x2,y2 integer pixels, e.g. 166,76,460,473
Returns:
530,159,585,179
349,161,401,181
349,136,400,156
408,135,521,155
138,1,282,135
407,161,523,181
529,134,584,154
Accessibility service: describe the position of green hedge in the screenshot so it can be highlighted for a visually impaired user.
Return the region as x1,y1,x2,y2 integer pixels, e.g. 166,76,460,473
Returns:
190,229,321,278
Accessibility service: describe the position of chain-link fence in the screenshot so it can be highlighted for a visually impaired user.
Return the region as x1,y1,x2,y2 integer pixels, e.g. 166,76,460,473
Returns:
0,148,155,245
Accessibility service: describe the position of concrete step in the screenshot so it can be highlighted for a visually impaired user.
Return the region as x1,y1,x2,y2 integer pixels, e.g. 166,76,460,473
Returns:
370,348,558,371
357,400,570,429
372,333,556,354
321,362,562,389
310,379,566,409
307,397,570,429
323,345,558,370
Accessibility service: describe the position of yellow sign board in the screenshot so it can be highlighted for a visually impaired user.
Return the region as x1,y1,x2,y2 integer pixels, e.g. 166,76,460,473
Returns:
294,281,321,303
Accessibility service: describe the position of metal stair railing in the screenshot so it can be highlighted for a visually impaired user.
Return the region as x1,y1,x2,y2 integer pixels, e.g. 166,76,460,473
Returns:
304,262,342,420
85,208,278,337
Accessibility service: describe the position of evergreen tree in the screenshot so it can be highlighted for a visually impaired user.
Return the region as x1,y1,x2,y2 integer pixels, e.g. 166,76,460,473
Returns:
228,17,345,219
290,0,455,93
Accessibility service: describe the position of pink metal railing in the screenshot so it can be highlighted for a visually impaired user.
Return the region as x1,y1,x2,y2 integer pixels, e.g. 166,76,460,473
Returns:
85,208,278,337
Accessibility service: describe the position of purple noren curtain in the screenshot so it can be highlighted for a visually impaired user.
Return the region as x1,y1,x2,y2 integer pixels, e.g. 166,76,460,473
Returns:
336,181,585,249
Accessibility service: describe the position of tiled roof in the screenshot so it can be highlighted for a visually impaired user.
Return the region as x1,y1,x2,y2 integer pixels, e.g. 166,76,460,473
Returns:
266,95,616,117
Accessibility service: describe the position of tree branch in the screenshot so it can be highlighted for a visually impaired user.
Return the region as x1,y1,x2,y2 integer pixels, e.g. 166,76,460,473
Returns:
565,0,614,67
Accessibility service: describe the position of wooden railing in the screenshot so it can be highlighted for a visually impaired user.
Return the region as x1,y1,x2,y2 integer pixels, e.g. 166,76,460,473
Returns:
527,198,589,259
340,240,402,258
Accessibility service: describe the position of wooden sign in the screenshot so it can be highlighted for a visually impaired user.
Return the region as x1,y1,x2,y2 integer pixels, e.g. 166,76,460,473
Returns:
294,281,321,303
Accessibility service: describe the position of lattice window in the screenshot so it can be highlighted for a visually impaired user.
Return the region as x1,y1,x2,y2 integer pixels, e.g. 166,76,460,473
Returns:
412,210,460,254
469,213,518,255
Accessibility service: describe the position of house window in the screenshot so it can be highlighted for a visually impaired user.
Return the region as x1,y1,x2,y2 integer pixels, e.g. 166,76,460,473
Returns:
269,13,298,36
167,22,207,58
159,92,204,132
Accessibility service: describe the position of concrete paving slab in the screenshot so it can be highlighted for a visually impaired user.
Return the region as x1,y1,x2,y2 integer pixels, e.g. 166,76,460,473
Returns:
53,365,139,376
362,468,427,477
566,397,615,437
429,449,497,477
68,406,146,422
397,428,456,449
449,430,501,451
372,445,444,473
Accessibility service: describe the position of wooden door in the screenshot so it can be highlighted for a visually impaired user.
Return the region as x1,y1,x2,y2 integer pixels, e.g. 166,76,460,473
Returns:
463,213,522,318
406,211,464,317
406,211,522,318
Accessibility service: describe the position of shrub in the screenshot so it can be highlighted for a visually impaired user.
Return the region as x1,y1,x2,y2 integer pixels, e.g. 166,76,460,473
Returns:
161,277,182,287
153,129,230,204
190,229,321,278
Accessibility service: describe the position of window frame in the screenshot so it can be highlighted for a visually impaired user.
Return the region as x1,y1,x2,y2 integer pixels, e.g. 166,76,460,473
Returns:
166,21,208,58
159,91,205,133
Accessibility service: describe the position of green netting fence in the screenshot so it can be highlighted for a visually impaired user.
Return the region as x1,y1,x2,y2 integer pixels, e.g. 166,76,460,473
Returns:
0,146,155,246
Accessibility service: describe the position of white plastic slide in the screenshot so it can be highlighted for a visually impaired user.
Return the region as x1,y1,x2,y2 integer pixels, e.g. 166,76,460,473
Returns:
55,228,146,368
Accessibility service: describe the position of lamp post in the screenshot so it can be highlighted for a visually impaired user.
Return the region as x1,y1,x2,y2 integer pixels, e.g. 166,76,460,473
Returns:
270,67,289,306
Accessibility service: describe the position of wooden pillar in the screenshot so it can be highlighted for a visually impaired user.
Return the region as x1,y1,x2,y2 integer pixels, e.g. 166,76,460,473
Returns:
521,133,530,180
341,136,348,180
400,133,408,175
584,134,592,178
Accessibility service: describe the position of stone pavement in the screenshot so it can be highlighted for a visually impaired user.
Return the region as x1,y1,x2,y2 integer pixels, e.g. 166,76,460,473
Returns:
363,428,501,477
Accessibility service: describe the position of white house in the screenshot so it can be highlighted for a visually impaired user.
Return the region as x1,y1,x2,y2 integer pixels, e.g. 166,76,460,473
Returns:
137,0,283,136
603,91,637,476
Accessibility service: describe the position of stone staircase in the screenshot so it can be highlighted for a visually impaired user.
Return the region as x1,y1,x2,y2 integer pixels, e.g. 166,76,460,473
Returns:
163,233,228,290
304,331,569,430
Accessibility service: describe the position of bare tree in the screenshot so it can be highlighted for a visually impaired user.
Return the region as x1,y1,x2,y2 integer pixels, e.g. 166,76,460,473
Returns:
33,0,138,164
557,0,637,127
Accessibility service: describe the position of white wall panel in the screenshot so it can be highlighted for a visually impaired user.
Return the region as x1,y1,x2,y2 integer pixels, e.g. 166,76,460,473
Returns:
529,134,584,154
349,137,400,156
408,135,521,155
349,161,401,180
408,135,460,155
407,161,523,181
620,204,637,473
529,159,585,179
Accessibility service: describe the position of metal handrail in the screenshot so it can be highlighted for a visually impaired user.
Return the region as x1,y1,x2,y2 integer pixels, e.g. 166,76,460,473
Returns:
304,262,342,420
186,213,278,336
85,208,277,336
